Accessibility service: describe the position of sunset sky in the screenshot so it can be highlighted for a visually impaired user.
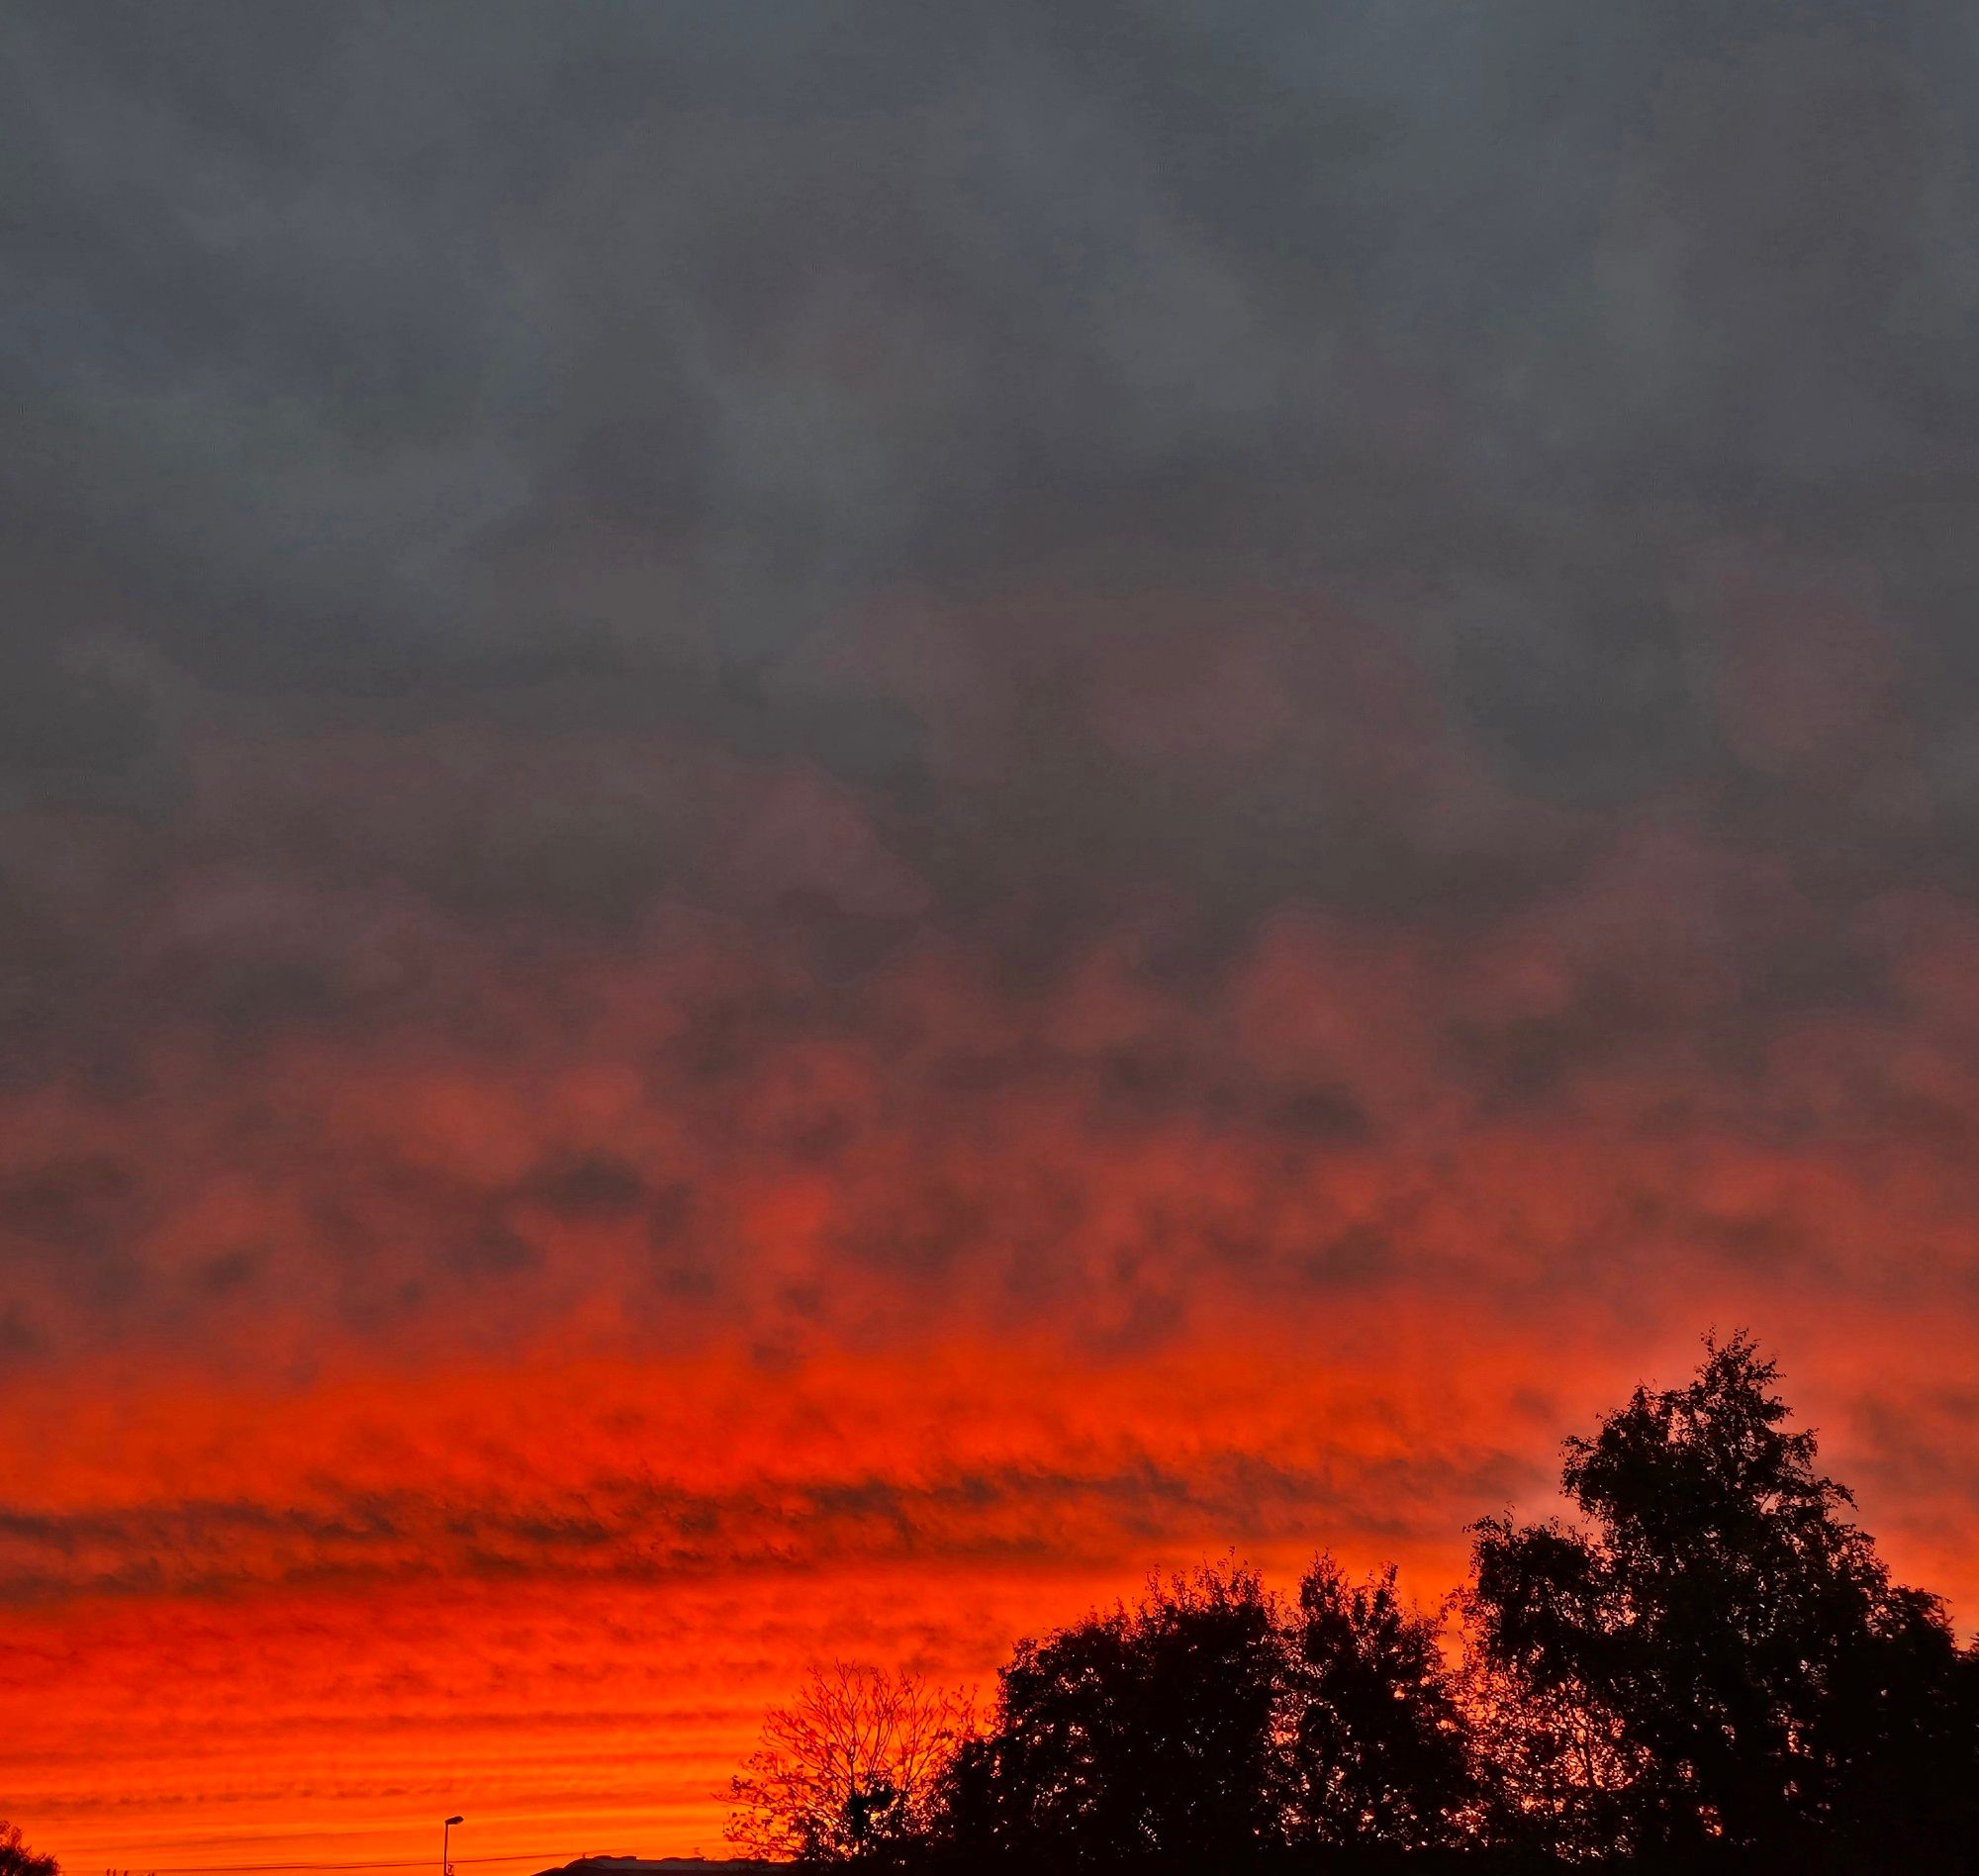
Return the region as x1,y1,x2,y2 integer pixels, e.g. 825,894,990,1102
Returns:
8,2,1979,1868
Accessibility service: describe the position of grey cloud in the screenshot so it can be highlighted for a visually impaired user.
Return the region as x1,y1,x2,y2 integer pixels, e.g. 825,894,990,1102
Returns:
5,1,1979,1146
7,5,1968,699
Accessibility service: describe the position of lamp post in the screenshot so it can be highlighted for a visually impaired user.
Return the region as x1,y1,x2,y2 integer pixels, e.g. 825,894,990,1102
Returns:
442,1816,463,1876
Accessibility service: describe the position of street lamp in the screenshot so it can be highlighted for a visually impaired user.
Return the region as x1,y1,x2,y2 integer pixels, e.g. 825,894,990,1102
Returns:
442,1816,464,1876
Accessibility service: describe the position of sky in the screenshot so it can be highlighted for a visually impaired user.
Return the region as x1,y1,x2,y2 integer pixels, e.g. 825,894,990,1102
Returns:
7,0,1979,1866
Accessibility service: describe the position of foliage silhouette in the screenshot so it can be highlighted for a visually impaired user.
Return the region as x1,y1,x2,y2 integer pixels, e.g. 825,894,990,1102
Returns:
936,1554,1487,1861
940,1557,1285,1861
728,1332,1977,1870
0,1825,56,1876
1282,1556,1478,1850
1467,1332,1978,1862
724,1660,976,1862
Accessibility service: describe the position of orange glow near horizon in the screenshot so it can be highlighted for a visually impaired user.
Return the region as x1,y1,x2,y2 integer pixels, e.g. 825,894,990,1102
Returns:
11,875,1979,1864
10,863,1979,1864
10,1307,1979,1868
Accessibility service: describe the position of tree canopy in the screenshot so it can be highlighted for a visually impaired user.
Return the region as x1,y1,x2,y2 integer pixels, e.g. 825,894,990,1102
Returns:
0,1824,56,1876
1282,1557,1476,1850
940,1558,1286,1861
1467,1331,1978,1860
727,1334,1978,1869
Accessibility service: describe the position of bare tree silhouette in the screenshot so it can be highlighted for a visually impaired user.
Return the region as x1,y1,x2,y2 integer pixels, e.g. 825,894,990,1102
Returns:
724,1660,977,1862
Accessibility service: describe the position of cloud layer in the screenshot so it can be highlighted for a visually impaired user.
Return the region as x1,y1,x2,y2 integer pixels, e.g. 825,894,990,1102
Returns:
6,1,1979,1865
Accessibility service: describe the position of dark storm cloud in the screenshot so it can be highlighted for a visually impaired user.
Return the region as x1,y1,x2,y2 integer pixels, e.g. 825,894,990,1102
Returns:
7,0,1979,1240
9,1,1978,840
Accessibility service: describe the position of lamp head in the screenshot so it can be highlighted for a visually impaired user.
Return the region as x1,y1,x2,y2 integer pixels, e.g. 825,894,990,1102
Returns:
445,1817,464,1827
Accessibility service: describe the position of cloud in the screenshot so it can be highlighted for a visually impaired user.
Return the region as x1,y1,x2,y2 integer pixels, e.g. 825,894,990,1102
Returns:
7,1,1979,1864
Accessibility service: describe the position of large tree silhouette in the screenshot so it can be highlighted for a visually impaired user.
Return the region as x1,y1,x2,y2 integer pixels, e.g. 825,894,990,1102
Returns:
1280,1556,1479,1850
725,1332,1977,1867
940,1558,1284,1861
1468,1332,1978,1861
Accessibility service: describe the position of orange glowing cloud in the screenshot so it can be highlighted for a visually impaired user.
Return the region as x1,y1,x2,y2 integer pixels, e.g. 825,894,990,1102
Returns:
8,824,1979,1867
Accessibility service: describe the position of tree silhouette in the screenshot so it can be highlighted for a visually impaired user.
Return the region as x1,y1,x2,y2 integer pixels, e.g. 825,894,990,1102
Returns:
1280,1555,1479,1850
0,1824,56,1876
722,1332,1978,1868
1467,1331,1978,1861
724,1661,977,1862
940,1558,1283,1861
1455,1626,1652,1859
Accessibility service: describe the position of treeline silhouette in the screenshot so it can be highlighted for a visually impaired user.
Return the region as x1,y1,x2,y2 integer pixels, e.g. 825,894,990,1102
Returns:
727,1336,1979,1873
0,1823,57,1876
